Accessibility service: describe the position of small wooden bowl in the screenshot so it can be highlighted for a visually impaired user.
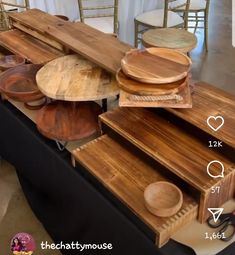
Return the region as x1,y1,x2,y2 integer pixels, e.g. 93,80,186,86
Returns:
144,181,183,217
0,64,44,103
0,55,25,71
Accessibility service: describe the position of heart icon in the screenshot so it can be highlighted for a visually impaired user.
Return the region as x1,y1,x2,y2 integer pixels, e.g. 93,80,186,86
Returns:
207,116,224,131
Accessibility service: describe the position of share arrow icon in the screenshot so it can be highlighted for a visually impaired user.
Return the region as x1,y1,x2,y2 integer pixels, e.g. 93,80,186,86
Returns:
208,208,224,223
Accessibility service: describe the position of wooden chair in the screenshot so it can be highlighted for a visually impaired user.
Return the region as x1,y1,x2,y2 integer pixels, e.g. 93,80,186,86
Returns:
174,0,210,52
0,0,29,30
134,0,190,47
77,0,119,34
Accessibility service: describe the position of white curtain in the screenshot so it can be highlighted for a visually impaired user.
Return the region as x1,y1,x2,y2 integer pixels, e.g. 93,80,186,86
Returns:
15,0,162,44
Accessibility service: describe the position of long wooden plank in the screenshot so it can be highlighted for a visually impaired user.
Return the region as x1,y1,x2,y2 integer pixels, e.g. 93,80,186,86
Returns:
167,82,235,149
0,29,64,64
73,135,198,247
8,9,132,74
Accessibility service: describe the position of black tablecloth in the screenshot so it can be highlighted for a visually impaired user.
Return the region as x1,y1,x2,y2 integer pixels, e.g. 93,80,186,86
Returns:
0,100,233,255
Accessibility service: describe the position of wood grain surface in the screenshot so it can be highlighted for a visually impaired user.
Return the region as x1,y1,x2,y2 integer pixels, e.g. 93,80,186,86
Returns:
117,69,188,96
100,107,235,222
36,101,102,141
36,55,119,101
0,64,44,102
167,82,235,149
119,81,192,108
143,28,197,53
8,9,132,74
0,29,64,64
72,134,198,247
121,48,191,84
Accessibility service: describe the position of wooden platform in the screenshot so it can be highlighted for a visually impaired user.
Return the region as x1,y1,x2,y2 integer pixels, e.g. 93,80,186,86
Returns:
9,9,132,74
167,82,235,149
100,107,235,222
72,134,198,248
0,29,64,64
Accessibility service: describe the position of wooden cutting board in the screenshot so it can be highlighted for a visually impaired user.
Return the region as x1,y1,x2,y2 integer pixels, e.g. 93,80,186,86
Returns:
121,48,191,84
36,101,102,141
36,55,119,101
116,69,188,96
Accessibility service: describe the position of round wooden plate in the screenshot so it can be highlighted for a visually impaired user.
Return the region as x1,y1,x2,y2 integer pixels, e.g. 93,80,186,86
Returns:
36,55,119,101
36,101,102,141
116,69,188,96
0,64,44,102
0,55,25,71
121,48,191,84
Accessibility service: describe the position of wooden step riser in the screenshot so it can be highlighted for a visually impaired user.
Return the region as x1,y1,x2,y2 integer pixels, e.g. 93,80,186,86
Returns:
99,108,235,223
72,135,198,248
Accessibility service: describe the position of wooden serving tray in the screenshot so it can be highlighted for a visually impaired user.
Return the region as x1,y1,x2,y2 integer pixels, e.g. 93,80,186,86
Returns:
121,48,191,84
0,64,44,103
72,134,198,248
119,81,192,108
100,107,235,222
117,69,188,96
36,101,102,141
36,55,119,101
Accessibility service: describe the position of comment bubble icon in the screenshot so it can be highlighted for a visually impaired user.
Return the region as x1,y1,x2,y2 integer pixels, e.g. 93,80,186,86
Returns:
207,160,224,179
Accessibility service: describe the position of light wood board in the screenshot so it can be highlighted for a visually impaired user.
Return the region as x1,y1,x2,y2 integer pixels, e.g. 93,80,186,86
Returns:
8,9,132,74
36,55,119,101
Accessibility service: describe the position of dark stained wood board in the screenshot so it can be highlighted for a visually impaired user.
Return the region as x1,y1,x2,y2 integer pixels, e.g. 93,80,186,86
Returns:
99,107,235,222
0,29,64,64
72,134,198,247
8,9,132,74
166,82,235,149
36,101,102,141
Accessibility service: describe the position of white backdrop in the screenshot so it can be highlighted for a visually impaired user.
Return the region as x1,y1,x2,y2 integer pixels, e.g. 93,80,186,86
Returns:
15,0,162,44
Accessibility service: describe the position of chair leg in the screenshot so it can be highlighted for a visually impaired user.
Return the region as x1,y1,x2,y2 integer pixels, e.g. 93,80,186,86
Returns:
194,12,199,34
134,20,139,48
204,11,209,52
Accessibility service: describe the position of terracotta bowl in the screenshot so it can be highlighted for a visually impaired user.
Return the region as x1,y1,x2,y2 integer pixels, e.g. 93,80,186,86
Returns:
0,64,44,103
0,55,25,71
144,181,183,217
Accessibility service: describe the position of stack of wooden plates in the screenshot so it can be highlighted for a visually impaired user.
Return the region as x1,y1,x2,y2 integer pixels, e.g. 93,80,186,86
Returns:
117,48,193,108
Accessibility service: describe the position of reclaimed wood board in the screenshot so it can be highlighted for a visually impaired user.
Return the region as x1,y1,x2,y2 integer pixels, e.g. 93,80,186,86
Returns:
72,134,198,247
167,82,235,149
0,29,64,64
119,81,192,108
8,9,132,74
36,55,119,101
121,48,191,84
100,107,235,222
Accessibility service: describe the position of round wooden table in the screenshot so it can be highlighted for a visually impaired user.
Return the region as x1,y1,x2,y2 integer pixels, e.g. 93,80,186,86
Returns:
142,28,197,54
36,55,119,142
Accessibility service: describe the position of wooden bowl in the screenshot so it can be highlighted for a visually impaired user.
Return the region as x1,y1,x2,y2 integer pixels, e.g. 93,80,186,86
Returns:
0,55,25,71
0,64,44,102
144,181,183,217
